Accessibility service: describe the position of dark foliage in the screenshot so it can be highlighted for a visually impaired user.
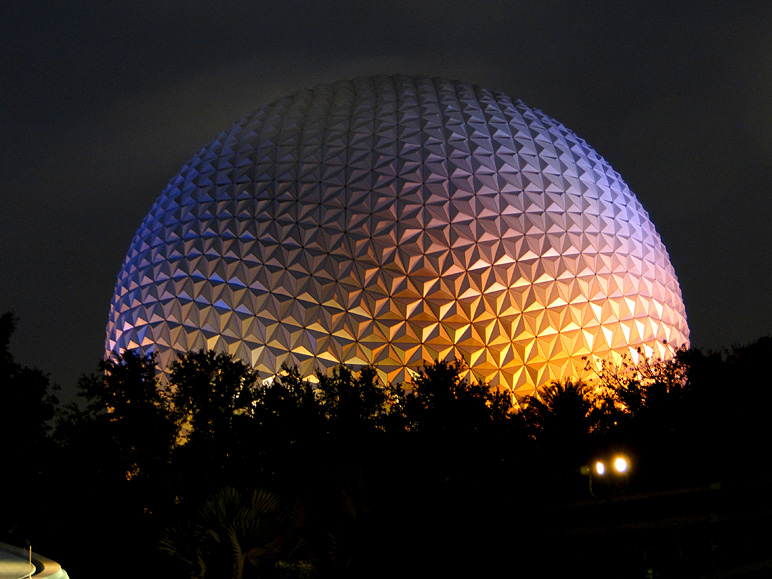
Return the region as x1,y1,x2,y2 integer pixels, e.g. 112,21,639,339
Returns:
0,312,58,545
6,310,772,578
170,349,258,443
72,350,177,480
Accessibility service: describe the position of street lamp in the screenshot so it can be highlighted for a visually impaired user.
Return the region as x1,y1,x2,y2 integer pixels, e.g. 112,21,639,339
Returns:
581,454,631,498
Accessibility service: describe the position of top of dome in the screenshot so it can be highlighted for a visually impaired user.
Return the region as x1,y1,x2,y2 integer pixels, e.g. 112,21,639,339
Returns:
107,75,688,395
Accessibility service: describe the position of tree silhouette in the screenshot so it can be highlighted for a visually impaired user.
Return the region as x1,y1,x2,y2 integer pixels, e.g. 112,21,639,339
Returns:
159,487,288,579
0,312,57,455
522,378,594,450
315,365,389,435
0,312,58,544
251,364,325,489
588,346,688,425
76,349,176,481
170,349,258,451
406,358,513,435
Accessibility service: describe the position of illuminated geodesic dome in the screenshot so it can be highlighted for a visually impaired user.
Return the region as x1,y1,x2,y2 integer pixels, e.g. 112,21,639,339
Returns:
106,75,688,396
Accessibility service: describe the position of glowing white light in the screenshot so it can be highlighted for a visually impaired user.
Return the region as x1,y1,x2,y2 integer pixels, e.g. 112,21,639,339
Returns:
595,461,606,476
614,456,628,473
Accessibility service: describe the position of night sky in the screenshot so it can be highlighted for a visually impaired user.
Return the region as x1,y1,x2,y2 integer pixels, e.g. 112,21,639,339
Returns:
3,1,772,397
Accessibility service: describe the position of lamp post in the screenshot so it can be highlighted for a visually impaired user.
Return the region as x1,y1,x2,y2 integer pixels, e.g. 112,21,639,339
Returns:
581,454,631,498
583,454,632,577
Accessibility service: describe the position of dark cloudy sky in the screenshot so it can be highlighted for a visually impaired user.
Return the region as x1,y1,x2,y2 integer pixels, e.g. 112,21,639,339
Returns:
3,1,772,395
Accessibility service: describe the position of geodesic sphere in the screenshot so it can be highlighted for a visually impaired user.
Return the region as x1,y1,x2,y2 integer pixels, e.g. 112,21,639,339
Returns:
106,75,688,396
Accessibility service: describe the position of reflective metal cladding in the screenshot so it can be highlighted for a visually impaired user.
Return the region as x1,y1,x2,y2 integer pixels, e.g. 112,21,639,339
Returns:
106,76,688,396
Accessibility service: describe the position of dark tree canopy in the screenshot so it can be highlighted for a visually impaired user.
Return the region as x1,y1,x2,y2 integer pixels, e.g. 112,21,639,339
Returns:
405,358,514,435
75,350,177,480
0,312,58,545
315,364,389,433
0,312,56,456
170,349,258,444
6,317,772,579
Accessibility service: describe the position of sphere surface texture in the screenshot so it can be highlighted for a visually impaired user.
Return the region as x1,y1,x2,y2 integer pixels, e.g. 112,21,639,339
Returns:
106,76,688,395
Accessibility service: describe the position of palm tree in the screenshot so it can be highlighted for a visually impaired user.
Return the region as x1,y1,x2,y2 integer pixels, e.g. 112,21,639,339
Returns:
521,378,596,468
524,378,593,432
159,487,285,579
